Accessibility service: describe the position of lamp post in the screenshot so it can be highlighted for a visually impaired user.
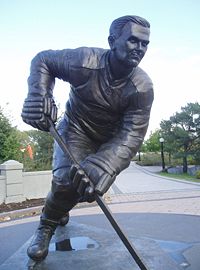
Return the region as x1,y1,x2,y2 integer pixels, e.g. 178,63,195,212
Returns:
138,150,141,161
159,137,165,171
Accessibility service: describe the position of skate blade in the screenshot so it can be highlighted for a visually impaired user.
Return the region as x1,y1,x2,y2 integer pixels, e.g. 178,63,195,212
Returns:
27,258,44,270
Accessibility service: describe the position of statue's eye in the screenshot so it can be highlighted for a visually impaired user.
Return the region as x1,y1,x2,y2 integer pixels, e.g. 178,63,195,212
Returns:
128,37,137,44
141,41,149,47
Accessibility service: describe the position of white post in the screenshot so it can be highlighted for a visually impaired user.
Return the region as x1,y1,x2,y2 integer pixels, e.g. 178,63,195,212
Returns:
0,160,24,203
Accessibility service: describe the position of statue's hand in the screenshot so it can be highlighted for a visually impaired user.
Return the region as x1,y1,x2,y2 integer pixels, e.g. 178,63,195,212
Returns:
69,164,95,203
80,159,116,196
21,96,57,131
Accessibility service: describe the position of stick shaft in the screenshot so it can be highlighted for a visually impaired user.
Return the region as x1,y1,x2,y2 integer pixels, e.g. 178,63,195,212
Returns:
95,195,148,269
48,120,148,270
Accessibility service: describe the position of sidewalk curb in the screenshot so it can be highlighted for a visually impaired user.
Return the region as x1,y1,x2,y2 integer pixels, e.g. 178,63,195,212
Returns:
0,196,112,223
0,206,43,222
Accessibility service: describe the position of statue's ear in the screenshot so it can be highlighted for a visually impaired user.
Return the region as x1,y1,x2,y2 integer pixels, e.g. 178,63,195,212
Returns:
108,35,116,50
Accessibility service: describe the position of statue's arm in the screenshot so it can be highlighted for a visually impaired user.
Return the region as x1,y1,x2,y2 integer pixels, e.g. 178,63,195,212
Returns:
96,91,154,172
22,48,88,130
27,49,74,97
81,88,154,194
21,49,74,130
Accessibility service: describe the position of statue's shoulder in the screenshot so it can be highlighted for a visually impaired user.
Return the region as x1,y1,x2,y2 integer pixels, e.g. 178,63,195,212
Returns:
72,47,108,69
131,67,153,93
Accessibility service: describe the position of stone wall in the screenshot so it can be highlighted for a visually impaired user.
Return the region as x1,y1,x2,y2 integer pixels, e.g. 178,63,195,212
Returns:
167,165,200,176
0,160,52,204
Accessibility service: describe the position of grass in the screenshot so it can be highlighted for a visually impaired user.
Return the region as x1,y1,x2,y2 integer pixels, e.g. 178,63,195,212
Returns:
158,172,200,183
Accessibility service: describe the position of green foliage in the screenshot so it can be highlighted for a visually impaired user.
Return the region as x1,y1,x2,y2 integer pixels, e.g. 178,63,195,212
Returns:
23,130,54,171
159,172,199,182
196,170,200,179
160,102,200,171
143,129,161,152
190,137,200,164
0,105,54,171
136,152,163,166
136,152,182,167
0,107,21,163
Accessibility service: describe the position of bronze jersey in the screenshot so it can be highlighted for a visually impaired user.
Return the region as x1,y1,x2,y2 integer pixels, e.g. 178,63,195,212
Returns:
28,47,154,174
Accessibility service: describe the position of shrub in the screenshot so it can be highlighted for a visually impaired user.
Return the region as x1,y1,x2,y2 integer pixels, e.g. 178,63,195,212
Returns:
195,170,200,179
135,152,162,166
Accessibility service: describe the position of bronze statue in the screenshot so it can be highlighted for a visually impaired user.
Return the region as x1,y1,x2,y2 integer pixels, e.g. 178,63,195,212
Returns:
21,15,154,262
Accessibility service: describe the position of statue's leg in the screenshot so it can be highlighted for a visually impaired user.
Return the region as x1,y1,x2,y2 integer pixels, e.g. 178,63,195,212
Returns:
27,176,79,262
27,117,98,262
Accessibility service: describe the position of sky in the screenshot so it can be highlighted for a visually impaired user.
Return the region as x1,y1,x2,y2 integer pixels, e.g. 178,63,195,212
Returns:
0,0,200,139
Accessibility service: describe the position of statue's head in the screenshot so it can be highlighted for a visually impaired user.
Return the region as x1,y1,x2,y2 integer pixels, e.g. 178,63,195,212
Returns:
108,15,150,68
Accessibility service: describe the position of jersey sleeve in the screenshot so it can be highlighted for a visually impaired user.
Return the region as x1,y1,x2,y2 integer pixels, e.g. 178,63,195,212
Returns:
84,71,154,177
27,48,92,98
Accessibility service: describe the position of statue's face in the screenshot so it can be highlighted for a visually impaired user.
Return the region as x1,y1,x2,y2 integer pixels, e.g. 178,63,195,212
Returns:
111,22,150,68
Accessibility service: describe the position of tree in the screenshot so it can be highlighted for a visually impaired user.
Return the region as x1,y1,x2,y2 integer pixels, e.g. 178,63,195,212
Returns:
159,120,178,164
192,137,200,164
25,129,54,170
143,129,161,152
160,102,200,172
0,107,21,162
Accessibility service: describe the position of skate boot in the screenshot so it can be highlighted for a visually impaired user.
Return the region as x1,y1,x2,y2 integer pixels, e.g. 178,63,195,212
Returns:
27,219,58,262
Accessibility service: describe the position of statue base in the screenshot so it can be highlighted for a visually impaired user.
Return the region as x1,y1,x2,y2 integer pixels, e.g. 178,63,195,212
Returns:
0,220,182,270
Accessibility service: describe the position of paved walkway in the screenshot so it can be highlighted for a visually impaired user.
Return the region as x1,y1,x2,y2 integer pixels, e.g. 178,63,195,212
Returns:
1,162,200,220
72,162,200,217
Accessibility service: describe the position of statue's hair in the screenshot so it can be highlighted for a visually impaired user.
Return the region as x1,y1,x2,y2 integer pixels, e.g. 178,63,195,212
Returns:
109,15,150,38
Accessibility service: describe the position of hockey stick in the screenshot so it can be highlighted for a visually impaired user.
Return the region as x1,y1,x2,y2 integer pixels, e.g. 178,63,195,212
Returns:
48,119,148,270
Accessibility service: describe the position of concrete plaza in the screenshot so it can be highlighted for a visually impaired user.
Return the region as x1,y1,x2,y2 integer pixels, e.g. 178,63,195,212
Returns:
0,163,200,269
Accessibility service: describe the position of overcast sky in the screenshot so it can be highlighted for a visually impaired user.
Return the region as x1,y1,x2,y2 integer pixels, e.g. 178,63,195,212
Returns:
1,0,199,138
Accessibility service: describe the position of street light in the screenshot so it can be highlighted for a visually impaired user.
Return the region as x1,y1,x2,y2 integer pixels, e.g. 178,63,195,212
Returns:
159,137,165,171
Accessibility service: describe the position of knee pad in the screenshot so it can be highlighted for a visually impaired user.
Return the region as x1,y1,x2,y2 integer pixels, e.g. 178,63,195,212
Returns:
51,175,79,201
